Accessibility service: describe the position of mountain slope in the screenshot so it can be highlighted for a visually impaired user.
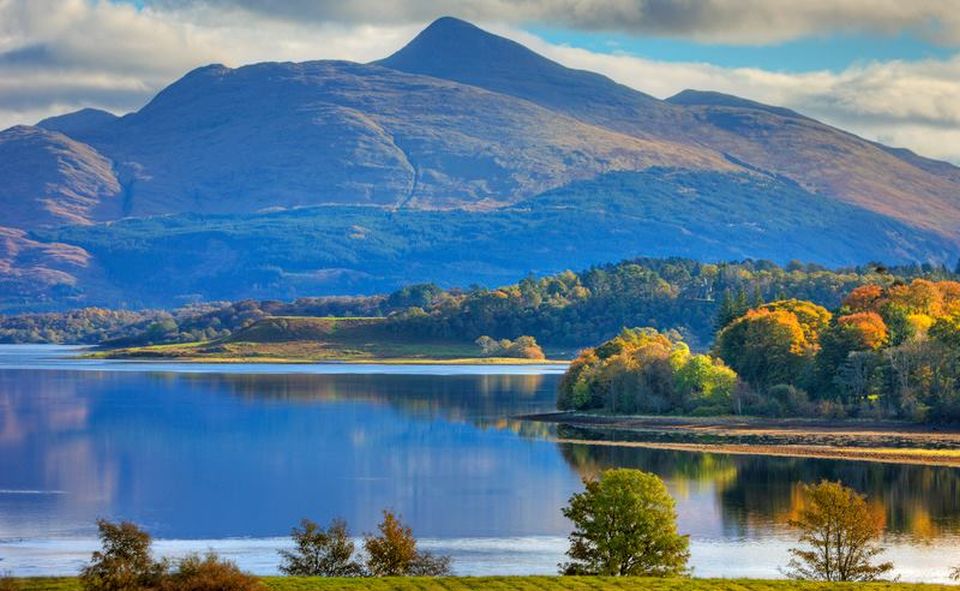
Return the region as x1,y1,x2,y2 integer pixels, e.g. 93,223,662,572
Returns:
30,169,955,308
63,60,731,217
0,226,94,310
0,126,122,228
382,18,960,237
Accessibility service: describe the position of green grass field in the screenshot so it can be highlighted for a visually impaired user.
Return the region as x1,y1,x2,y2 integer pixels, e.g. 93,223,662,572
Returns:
9,577,958,591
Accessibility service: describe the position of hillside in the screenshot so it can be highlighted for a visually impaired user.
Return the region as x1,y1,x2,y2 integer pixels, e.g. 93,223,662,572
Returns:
2,17,960,309
28,170,954,308
0,126,121,228
102,316,546,363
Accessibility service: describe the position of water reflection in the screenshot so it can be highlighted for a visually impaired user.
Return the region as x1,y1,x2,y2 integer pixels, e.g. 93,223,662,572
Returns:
1,347,959,579
558,442,960,541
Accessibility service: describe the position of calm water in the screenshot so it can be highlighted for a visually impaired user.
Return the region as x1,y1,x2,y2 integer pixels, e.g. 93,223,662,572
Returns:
1,345,958,581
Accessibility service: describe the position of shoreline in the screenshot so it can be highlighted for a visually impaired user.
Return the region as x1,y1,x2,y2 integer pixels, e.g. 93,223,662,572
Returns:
530,412,960,467
82,353,570,366
551,438,960,467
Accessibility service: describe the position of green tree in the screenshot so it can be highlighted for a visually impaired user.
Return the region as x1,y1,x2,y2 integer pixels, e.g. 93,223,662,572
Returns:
363,511,451,577
80,520,166,591
278,518,363,577
785,481,894,582
561,469,689,576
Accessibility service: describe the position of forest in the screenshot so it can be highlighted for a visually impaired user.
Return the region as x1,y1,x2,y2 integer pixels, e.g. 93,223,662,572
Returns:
2,257,957,351
558,279,960,422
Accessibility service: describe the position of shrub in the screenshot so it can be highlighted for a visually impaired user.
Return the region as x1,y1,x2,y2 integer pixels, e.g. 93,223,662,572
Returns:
80,519,166,591
364,511,452,577
159,552,261,591
278,518,364,577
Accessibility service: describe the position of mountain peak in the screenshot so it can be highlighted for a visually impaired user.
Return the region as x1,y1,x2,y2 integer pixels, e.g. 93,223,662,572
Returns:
377,16,665,119
37,108,119,139
378,16,542,75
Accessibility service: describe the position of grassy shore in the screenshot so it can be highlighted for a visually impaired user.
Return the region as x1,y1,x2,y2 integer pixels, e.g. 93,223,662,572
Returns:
531,413,960,467
10,577,959,591
94,317,566,365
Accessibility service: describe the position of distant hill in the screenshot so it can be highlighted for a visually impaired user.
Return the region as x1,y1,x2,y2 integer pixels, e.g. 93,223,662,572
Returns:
1,16,960,310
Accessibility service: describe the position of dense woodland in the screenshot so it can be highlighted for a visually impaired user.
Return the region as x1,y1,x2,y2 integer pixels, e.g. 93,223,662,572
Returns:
2,258,957,350
559,279,960,422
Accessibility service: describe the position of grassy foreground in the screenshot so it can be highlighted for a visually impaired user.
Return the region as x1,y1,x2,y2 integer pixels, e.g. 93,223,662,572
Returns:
11,577,957,591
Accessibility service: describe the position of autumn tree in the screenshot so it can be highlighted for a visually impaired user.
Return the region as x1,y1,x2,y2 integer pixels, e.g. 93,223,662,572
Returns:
363,511,451,577
785,481,894,582
80,520,166,591
558,328,735,414
715,307,813,389
278,518,364,577
561,469,689,577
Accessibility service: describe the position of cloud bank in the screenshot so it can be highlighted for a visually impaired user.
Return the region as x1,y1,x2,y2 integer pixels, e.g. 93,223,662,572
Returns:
1,0,959,163
154,0,960,45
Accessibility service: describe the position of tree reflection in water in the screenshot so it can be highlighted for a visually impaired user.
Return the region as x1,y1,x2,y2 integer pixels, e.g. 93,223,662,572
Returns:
558,441,960,541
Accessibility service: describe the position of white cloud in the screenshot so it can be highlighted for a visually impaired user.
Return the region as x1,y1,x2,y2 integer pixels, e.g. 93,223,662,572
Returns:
1,0,959,164
152,0,960,45
509,30,960,162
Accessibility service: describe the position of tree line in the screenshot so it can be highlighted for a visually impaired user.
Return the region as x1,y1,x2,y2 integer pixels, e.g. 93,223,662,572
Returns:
3,257,956,350
560,278,960,422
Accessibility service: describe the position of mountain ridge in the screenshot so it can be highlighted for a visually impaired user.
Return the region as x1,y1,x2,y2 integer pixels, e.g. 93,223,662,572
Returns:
1,16,959,310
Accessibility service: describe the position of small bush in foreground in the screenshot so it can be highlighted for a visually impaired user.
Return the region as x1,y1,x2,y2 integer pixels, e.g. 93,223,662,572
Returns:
80,520,166,591
561,468,689,576
278,519,363,577
364,511,451,577
159,552,260,591
786,480,894,582
0,572,19,591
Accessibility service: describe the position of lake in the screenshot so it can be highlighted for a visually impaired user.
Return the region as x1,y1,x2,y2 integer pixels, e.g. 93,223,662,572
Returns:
1,345,958,581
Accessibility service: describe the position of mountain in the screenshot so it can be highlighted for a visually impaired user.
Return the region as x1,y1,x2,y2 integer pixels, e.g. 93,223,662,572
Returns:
0,125,121,228
0,226,96,310
382,18,960,236
41,60,728,218
38,108,119,137
2,16,960,310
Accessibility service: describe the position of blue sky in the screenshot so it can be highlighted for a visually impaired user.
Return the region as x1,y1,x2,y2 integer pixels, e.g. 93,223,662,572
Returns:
529,27,954,72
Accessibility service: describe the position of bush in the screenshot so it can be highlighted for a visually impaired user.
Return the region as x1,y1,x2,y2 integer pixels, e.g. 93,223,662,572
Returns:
80,520,166,591
475,335,545,359
364,511,452,577
0,573,18,591
159,552,261,591
278,518,364,577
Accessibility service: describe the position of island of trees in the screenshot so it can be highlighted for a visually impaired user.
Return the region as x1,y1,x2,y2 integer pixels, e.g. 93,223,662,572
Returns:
559,279,960,422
